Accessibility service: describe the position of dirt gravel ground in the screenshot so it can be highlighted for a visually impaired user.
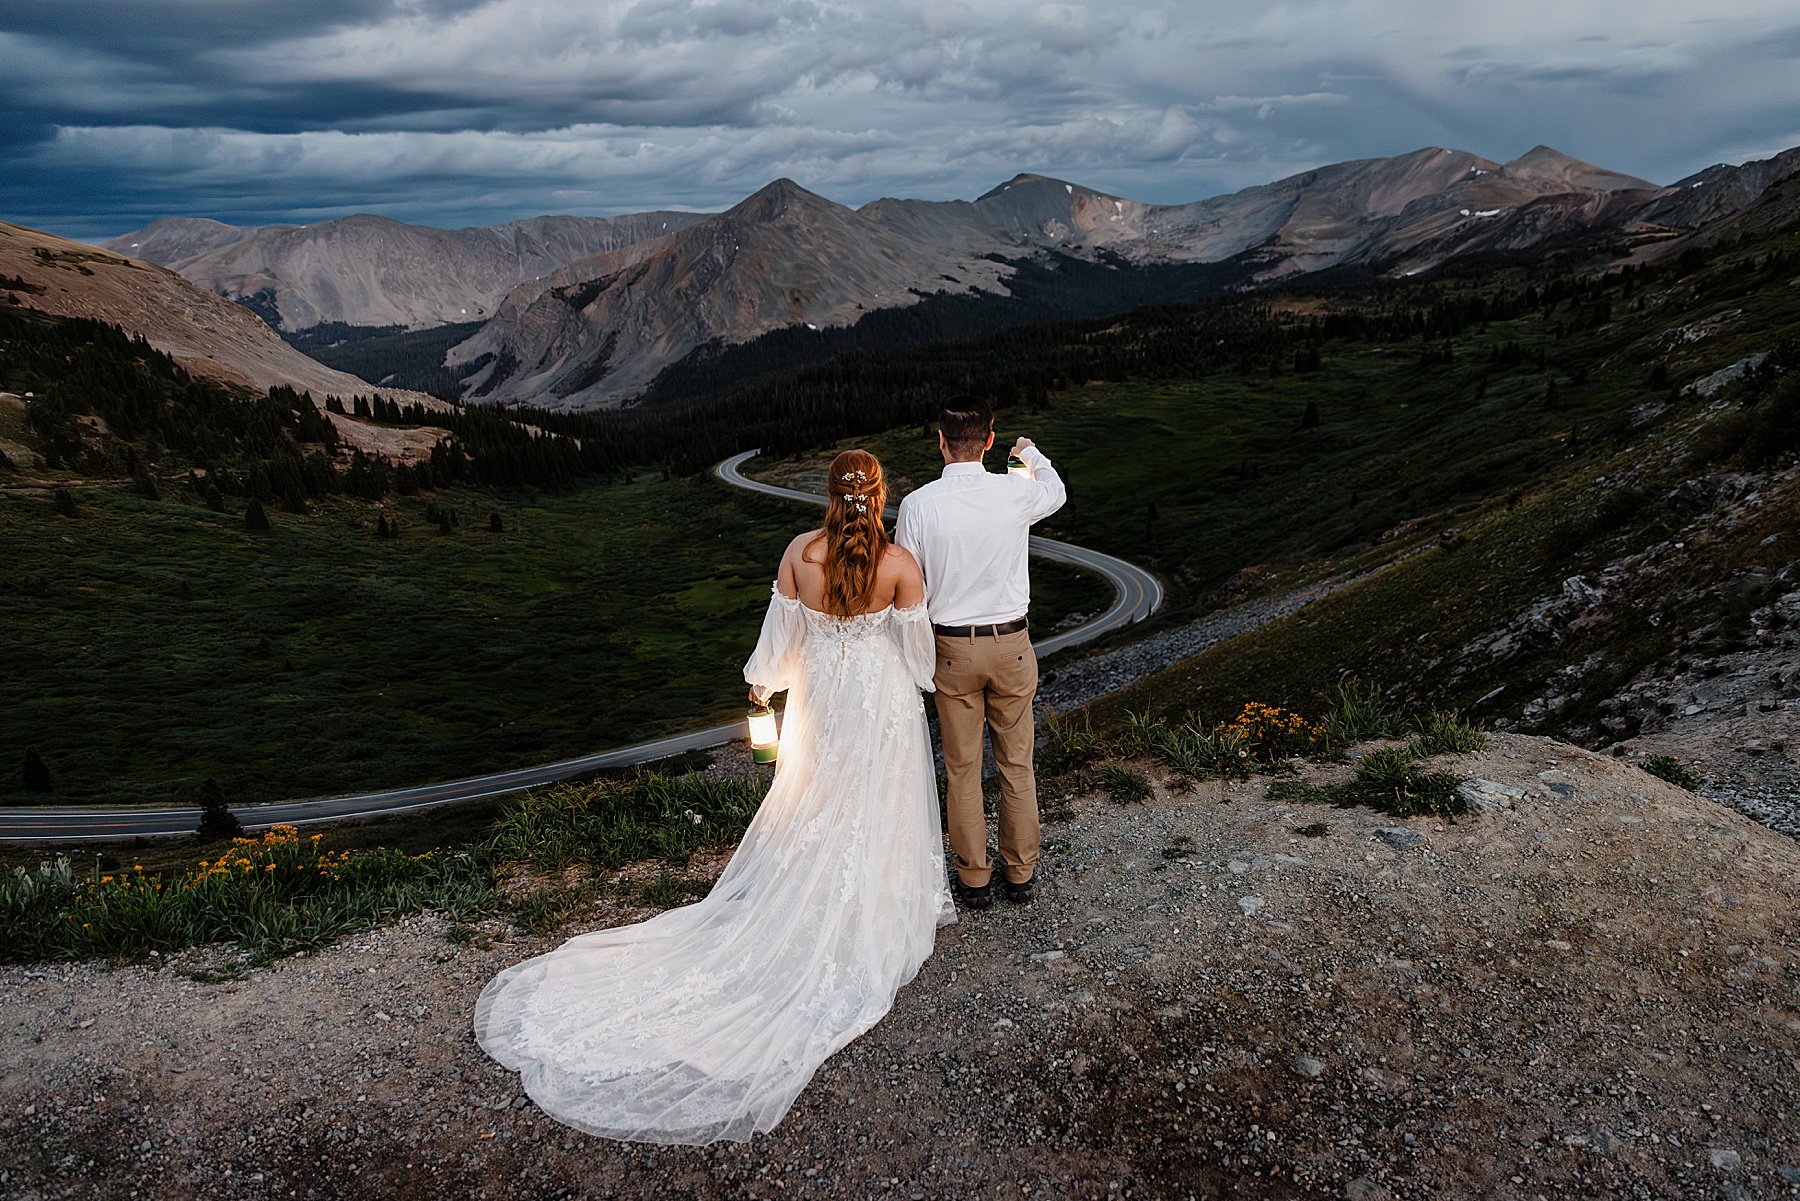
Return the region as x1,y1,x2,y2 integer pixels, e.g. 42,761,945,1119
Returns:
4,733,1798,1201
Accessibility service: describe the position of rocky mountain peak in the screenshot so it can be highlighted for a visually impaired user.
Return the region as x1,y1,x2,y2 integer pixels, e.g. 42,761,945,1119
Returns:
1502,145,1656,191
724,177,842,223
975,173,1086,204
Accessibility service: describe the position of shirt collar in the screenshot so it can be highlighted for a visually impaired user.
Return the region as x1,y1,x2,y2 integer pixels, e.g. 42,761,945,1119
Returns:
942,461,987,477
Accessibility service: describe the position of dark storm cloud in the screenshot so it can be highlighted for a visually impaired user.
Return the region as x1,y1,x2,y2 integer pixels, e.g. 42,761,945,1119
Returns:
4,1,1800,241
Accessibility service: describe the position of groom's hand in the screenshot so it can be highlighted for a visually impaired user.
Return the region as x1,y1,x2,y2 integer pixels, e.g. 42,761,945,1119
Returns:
1012,436,1035,455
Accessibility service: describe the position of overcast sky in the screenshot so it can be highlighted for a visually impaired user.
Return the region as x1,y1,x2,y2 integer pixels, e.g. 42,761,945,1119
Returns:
6,0,1799,240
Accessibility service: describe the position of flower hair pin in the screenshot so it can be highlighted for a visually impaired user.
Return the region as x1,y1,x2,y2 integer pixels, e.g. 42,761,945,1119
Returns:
840,468,871,513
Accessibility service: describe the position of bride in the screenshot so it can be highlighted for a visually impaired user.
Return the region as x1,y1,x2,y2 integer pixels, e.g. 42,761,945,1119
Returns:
473,448,953,1144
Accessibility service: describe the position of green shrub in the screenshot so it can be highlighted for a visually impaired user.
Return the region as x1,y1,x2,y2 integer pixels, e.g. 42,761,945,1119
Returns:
1643,754,1702,791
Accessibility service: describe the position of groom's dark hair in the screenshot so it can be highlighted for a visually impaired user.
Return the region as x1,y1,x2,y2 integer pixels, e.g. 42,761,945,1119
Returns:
939,396,993,460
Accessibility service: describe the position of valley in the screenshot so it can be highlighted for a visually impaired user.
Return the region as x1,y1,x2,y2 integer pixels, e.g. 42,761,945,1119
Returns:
5,139,1798,834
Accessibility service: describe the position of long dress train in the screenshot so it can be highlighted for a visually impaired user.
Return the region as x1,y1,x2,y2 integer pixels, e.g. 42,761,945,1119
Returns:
473,586,953,1144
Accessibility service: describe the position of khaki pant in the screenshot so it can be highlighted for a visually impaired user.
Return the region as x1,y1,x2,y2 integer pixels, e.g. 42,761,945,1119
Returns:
933,628,1039,888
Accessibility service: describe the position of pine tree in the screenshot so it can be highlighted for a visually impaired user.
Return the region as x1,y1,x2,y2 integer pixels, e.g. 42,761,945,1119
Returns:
489,511,504,533
22,749,51,792
52,488,77,518
195,778,241,839
1301,400,1322,429
205,483,225,512
244,498,271,531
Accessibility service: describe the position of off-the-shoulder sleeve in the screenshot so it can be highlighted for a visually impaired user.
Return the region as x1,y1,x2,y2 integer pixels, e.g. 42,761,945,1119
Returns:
889,600,937,693
743,584,805,697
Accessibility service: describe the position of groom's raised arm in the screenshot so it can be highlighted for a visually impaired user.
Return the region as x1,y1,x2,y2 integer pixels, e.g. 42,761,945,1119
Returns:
1016,442,1066,522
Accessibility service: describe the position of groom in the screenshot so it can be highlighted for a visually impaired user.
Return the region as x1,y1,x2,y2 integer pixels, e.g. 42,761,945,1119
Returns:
895,397,1067,909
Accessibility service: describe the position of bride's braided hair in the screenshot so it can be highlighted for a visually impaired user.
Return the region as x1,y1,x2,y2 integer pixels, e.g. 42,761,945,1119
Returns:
810,449,889,617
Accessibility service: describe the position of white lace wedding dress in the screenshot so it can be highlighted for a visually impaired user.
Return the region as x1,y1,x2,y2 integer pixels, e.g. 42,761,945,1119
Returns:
473,586,954,1144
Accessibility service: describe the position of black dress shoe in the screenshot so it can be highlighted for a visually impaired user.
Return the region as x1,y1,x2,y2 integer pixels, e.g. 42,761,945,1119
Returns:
1003,877,1034,905
955,877,994,910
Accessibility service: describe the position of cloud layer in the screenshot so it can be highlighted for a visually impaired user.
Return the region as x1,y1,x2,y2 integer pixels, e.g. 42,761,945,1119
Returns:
5,0,1799,239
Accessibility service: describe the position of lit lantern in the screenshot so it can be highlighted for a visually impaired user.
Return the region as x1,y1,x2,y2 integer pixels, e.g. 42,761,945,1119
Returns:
1006,453,1029,476
747,704,780,764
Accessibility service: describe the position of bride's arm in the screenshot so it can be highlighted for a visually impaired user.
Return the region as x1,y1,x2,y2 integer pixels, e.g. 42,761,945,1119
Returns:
887,547,936,692
744,539,808,702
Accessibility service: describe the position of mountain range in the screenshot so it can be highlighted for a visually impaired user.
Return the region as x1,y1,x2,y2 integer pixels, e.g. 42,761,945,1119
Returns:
89,141,1800,409
0,221,430,406
102,211,708,331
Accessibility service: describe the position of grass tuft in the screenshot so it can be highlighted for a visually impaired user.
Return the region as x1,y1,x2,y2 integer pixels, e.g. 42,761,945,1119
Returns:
1094,762,1153,805
639,872,711,908
1320,677,1404,748
1038,709,1106,777
1407,709,1490,757
1265,780,1336,805
1341,748,1467,819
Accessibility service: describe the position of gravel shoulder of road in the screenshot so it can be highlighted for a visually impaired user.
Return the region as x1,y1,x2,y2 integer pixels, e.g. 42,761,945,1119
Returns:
4,733,1799,1201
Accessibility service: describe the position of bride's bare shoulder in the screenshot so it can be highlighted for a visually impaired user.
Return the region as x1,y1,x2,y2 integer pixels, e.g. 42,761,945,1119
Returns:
881,542,922,578
785,529,825,562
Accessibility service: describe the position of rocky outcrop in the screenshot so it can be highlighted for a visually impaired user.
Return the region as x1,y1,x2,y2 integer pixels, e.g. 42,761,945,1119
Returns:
1635,144,1800,229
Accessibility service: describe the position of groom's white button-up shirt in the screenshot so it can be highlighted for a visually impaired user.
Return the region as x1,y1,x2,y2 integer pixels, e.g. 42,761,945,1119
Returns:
894,447,1067,627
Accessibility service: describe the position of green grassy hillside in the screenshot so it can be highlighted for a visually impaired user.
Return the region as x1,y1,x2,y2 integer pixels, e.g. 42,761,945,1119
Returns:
0,474,1111,805
0,477,784,804
776,218,1800,733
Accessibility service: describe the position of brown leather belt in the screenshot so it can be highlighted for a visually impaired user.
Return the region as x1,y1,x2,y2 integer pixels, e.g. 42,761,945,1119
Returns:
932,617,1029,638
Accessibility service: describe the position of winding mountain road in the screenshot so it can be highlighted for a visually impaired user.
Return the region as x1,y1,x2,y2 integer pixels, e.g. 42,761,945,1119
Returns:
2,451,1160,843
711,450,1162,656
